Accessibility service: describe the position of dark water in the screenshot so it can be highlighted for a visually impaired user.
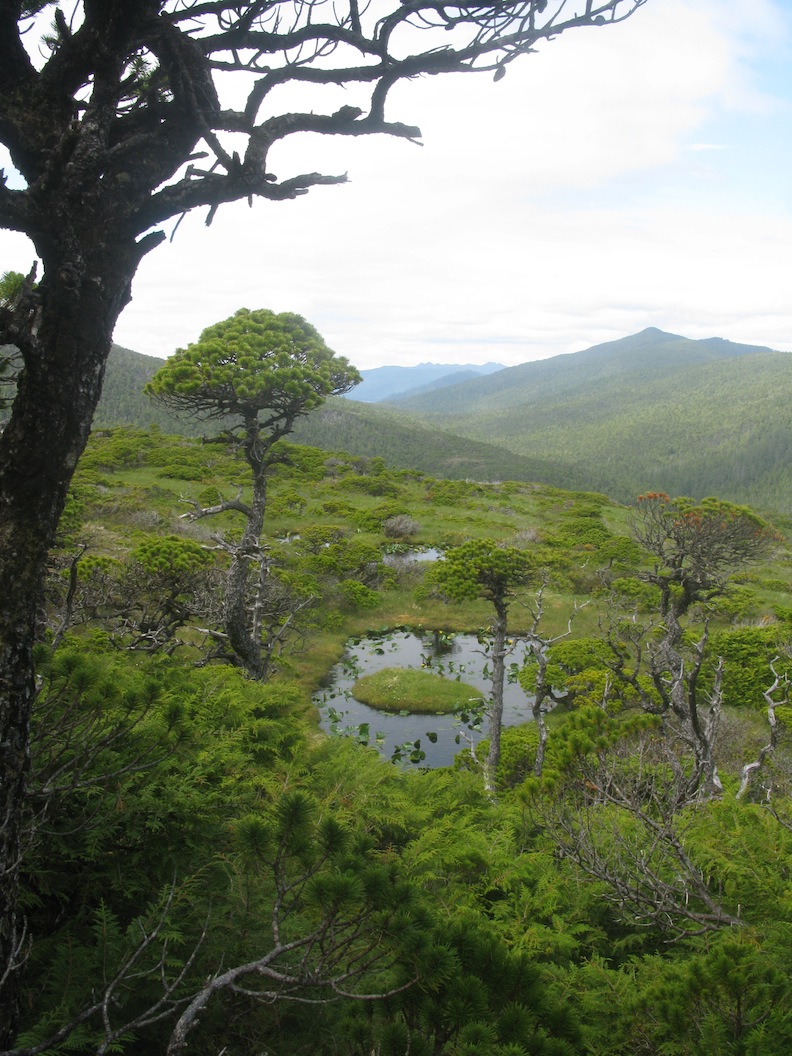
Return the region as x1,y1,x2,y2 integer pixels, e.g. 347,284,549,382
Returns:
314,629,534,767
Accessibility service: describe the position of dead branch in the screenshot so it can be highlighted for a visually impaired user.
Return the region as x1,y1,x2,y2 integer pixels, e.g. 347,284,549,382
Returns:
180,489,251,521
737,659,786,800
541,741,743,936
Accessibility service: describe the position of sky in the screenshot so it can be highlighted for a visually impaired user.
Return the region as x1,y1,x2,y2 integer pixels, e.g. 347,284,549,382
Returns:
1,0,791,370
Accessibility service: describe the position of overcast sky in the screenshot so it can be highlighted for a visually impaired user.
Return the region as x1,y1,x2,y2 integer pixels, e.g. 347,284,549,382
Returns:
2,0,791,370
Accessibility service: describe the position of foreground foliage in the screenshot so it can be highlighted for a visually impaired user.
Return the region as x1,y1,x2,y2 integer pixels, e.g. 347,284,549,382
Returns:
6,425,792,1054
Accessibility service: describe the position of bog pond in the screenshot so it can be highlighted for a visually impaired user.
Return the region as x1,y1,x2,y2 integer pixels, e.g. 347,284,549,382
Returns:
314,629,535,767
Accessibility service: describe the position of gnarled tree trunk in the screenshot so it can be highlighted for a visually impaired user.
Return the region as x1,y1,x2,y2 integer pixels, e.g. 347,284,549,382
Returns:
0,234,146,1040
223,453,270,680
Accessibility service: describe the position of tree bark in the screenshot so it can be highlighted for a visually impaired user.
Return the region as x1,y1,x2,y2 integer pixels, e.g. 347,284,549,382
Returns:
0,235,144,1040
223,458,269,679
484,602,508,793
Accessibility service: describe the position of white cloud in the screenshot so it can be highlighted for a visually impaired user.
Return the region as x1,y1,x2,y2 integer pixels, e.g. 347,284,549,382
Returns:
3,1,792,369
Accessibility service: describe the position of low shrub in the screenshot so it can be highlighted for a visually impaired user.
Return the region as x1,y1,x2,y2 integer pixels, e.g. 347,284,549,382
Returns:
338,579,381,609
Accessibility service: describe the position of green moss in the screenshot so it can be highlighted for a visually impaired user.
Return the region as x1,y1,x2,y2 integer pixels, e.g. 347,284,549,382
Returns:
352,667,482,714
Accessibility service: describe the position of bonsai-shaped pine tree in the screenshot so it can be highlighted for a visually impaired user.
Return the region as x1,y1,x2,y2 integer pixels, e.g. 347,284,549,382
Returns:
146,308,360,678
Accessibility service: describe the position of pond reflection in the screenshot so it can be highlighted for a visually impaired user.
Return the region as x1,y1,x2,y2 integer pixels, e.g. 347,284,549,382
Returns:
382,547,444,568
314,629,534,767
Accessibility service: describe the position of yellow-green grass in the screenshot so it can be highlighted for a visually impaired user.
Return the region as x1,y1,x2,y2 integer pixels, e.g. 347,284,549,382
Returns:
352,667,483,714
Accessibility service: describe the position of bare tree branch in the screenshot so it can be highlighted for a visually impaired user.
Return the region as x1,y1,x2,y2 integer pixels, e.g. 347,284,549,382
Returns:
737,658,786,800
536,735,744,937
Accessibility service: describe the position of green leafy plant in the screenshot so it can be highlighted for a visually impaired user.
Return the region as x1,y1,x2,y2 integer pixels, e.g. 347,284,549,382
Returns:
339,579,381,610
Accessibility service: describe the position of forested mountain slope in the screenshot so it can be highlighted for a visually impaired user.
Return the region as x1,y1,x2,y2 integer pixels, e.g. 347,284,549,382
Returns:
384,368,486,402
289,399,594,490
89,329,792,511
391,328,778,417
390,328,792,510
95,345,186,432
92,347,578,486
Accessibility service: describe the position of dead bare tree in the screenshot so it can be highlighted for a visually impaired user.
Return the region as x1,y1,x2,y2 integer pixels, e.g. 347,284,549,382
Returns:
534,728,744,937
737,659,788,801
595,494,779,800
518,577,588,777
607,616,727,799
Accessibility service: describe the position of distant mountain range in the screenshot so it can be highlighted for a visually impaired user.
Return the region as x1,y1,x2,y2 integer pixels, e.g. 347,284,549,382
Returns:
71,327,792,513
347,361,504,403
381,327,792,510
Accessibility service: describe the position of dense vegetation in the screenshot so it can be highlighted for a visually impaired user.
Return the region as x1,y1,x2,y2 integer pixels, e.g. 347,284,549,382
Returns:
90,347,587,490
13,422,792,1054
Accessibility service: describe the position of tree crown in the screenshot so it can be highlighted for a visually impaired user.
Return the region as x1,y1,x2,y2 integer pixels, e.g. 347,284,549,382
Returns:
630,492,779,614
430,538,536,607
145,307,360,427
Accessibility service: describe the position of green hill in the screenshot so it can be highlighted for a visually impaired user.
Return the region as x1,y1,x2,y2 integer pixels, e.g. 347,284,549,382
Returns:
289,399,593,489
74,328,792,512
347,360,504,402
391,328,777,418
93,345,195,433
91,346,585,487
389,328,792,510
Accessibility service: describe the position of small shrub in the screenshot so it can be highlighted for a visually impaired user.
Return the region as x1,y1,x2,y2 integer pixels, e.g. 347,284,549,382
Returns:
297,524,347,553
320,500,356,517
197,486,224,507
709,586,760,623
339,474,400,497
710,626,792,709
498,724,541,788
338,579,381,610
547,517,611,549
456,724,539,788
610,576,661,609
80,428,157,470
267,489,307,516
131,535,213,577
424,479,479,506
354,501,407,532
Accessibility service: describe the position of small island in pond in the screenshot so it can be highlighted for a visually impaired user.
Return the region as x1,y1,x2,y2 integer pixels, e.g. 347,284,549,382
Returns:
352,667,484,714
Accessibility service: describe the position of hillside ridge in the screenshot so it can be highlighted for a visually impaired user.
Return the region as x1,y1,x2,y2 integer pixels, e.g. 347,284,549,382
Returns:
389,328,779,416
83,328,792,512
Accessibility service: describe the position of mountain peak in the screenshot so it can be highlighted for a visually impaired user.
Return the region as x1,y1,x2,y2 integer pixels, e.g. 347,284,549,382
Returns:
634,326,681,340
